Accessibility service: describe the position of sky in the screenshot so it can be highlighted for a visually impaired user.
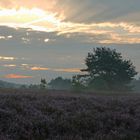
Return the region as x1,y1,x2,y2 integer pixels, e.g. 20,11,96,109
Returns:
0,0,140,84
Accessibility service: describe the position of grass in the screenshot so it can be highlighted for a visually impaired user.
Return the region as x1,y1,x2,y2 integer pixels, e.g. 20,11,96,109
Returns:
0,89,140,139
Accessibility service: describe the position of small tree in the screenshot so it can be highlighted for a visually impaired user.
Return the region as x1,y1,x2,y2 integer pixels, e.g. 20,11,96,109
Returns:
40,78,47,89
72,75,86,92
81,47,137,91
48,77,72,90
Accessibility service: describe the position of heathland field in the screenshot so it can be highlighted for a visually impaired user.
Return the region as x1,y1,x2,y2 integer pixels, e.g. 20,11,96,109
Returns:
0,89,140,140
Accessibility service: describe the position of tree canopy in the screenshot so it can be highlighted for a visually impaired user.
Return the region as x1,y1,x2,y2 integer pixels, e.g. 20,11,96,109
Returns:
81,47,137,91
48,77,72,90
40,78,47,89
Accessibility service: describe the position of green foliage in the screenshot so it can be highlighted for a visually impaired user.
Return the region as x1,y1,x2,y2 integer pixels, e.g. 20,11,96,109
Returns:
82,47,137,91
0,80,20,89
88,77,109,90
28,84,40,89
131,78,140,92
48,77,72,90
72,75,86,92
40,78,47,89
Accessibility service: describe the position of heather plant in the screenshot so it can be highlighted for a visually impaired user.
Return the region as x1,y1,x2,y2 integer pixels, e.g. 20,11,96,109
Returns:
0,90,140,139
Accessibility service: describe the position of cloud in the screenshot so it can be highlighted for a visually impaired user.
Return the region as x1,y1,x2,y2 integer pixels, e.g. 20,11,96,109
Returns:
1,24,140,45
44,38,50,43
53,68,81,73
0,0,140,45
60,0,140,24
31,66,50,71
0,56,16,60
0,36,6,39
30,66,81,73
0,0,13,8
0,0,56,11
3,64,16,67
5,74,33,79
0,0,140,24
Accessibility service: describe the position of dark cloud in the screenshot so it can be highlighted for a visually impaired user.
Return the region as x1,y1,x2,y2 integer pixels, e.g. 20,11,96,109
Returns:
63,0,140,23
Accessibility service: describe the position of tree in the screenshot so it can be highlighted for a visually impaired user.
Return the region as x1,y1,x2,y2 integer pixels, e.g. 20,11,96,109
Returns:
72,75,86,91
40,78,47,89
48,77,72,90
28,84,40,89
131,78,140,92
81,47,137,91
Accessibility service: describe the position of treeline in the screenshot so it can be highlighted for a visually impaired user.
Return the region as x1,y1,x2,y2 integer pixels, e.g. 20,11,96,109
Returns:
21,77,72,90
20,76,140,92
21,47,139,92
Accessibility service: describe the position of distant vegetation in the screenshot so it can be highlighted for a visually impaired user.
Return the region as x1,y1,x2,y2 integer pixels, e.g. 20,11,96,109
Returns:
0,80,20,89
48,77,72,90
131,78,140,92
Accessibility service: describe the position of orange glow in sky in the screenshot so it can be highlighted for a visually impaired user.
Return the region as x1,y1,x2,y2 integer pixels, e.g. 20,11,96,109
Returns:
5,74,33,79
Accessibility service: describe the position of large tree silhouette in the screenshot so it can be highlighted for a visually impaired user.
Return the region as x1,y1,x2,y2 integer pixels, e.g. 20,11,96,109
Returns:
81,47,137,91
